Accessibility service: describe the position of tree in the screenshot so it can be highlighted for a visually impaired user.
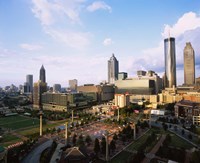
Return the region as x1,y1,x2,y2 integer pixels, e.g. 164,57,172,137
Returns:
101,137,106,154
113,133,118,140
181,129,185,135
110,140,116,152
94,138,100,156
77,134,85,148
188,133,192,140
85,135,92,146
72,134,77,146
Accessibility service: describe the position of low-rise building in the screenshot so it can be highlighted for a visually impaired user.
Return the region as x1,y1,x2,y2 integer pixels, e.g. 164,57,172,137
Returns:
77,84,114,103
174,100,200,120
114,94,130,108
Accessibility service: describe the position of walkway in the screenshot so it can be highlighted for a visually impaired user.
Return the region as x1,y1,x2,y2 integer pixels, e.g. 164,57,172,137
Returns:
141,135,166,163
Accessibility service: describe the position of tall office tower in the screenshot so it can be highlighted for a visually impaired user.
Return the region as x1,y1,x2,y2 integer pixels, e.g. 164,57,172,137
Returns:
53,84,61,93
164,37,176,88
33,80,47,108
108,54,119,84
69,79,78,92
184,42,195,86
26,74,33,92
40,65,46,83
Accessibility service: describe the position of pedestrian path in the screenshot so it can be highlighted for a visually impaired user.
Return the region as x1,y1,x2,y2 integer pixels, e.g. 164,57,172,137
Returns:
50,143,65,163
141,135,166,163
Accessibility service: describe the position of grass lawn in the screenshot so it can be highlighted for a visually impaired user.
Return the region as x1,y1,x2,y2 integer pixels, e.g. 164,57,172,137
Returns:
169,134,195,149
110,151,132,163
0,134,21,147
0,115,39,130
17,119,66,136
127,130,151,151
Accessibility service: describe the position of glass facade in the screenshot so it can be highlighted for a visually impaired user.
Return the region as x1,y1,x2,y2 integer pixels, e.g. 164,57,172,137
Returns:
164,37,176,88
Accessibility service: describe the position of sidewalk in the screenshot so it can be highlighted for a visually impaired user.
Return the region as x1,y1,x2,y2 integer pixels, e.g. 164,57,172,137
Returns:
50,143,65,163
141,135,166,163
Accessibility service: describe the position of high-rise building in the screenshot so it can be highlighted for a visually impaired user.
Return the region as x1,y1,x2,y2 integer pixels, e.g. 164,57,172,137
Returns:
53,84,61,93
118,72,128,80
69,79,78,92
26,74,33,92
164,37,176,88
108,54,119,84
33,80,47,108
40,65,46,83
184,42,195,86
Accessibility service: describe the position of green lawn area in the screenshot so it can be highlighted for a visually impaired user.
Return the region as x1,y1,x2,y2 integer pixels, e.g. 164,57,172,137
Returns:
127,130,151,151
110,151,132,163
0,115,39,130
169,134,195,149
0,134,21,147
17,119,66,137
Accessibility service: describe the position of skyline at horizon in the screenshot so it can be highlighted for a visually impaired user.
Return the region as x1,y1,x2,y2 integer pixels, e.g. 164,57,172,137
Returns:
1,0,200,87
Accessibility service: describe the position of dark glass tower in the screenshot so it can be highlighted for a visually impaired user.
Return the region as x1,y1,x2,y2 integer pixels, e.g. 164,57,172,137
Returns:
40,65,46,83
108,54,119,84
164,37,176,88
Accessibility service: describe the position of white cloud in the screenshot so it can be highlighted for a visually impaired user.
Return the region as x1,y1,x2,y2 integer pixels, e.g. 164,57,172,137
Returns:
162,12,200,38
87,1,112,13
31,0,90,49
20,43,43,51
45,28,91,49
103,38,113,46
126,11,200,85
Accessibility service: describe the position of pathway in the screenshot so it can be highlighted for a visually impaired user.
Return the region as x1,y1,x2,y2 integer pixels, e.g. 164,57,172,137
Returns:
141,134,166,163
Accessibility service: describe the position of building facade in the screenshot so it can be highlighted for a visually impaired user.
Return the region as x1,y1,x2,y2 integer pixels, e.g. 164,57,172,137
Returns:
164,37,176,88
33,81,47,108
118,72,128,80
42,92,96,111
53,84,61,93
115,70,162,96
40,65,46,83
108,54,119,84
184,42,195,86
26,74,33,92
69,79,78,92
77,84,114,103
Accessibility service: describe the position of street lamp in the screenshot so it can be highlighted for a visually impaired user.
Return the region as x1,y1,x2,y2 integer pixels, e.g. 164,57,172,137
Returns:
104,130,109,162
39,109,43,137
65,121,68,145
117,106,120,122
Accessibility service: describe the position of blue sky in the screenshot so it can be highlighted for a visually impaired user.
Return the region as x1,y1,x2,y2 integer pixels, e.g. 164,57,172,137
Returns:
1,0,200,87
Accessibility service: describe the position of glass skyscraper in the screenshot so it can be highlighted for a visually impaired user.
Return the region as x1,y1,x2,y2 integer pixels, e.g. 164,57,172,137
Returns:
164,37,176,88
108,54,119,84
40,65,46,83
184,42,195,86
26,74,33,92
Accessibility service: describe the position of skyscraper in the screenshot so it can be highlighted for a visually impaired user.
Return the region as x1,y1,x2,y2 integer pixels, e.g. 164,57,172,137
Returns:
184,42,195,86
40,65,46,83
108,54,119,84
69,79,78,92
164,37,176,88
26,74,33,92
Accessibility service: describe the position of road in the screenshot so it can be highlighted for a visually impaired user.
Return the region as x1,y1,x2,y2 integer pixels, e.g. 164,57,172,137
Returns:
21,139,53,163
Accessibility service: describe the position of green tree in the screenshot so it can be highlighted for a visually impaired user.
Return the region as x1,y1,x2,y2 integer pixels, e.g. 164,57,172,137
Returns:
110,140,116,152
94,138,100,155
101,137,106,154
85,135,92,146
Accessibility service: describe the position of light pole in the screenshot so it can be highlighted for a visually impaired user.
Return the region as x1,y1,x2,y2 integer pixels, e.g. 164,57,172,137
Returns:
133,123,136,140
117,106,119,122
105,130,109,162
65,121,68,145
72,109,74,123
39,110,43,136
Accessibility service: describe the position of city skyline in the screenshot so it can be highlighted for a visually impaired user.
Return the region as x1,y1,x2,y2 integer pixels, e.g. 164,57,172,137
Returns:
1,0,200,87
